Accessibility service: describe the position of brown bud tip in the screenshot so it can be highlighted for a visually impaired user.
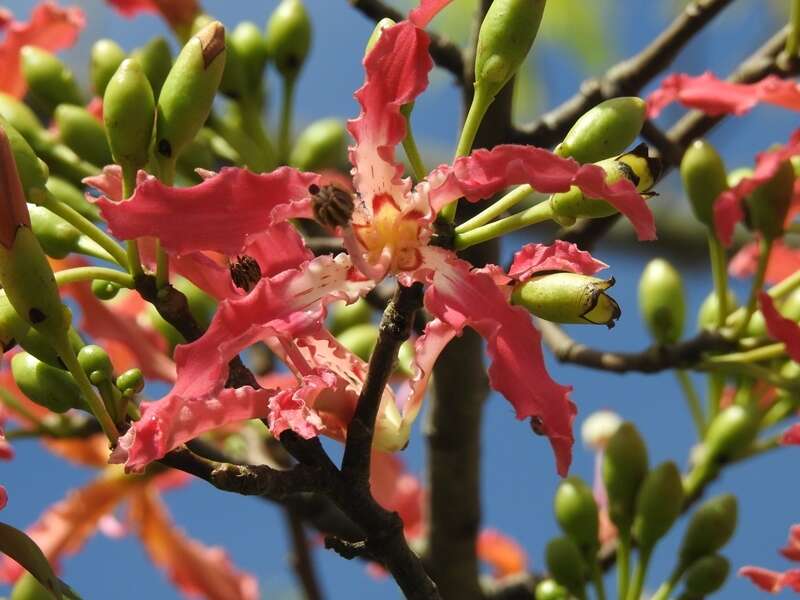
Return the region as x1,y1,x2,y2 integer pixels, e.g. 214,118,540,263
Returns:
230,255,262,292
196,21,226,69
0,129,31,248
310,184,355,228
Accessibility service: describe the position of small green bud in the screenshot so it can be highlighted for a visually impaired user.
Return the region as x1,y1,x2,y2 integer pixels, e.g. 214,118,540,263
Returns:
219,33,248,99
534,579,569,600
10,572,55,600
704,405,759,463
154,21,226,174
28,204,81,259
20,46,83,114
131,36,173,98
116,368,145,397
104,59,156,171
289,118,348,171
18,326,83,369
744,153,795,240
0,117,48,198
328,298,372,335
697,289,737,331
474,0,546,99
557,97,647,164
11,352,83,413
0,293,31,354
638,258,685,344
46,176,99,221
683,554,730,596
77,344,114,384
91,279,121,300
337,324,379,362
230,22,269,91
365,18,396,55
679,494,737,568
90,39,127,96
512,273,621,328
265,0,312,81
632,462,684,552
680,140,729,228
54,104,113,168
603,422,649,531
0,93,46,143
545,537,587,597
554,476,599,554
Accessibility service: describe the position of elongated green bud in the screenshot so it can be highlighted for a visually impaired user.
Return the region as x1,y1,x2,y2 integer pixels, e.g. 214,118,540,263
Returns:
131,36,173,97
744,153,794,240
534,579,569,600
104,59,156,171
550,144,661,220
638,258,685,344
10,572,55,600
231,22,269,92
20,46,83,113
0,293,32,354
554,476,599,554
328,298,372,335
365,18,396,55
117,368,144,397
28,205,80,259
545,537,587,597
512,273,621,328
18,327,83,369
603,422,649,531
265,0,312,81
77,344,114,385
683,554,730,596
11,352,83,413
91,39,127,96
0,117,48,198
678,494,737,568
556,97,646,164
0,94,45,143
289,118,347,171
154,21,226,175
697,289,737,331
680,140,728,228
474,0,546,99
46,176,98,221
703,405,759,463
632,461,684,551
54,104,113,167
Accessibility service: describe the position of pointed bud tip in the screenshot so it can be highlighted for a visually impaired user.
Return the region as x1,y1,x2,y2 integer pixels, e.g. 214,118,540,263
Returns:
0,128,30,248
196,21,226,68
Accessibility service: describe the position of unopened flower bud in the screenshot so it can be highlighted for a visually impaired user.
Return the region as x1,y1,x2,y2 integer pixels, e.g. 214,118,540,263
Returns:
743,152,794,241
154,21,226,174
11,352,83,413
678,494,737,568
512,273,621,328
131,36,173,98
581,409,621,450
697,289,737,331
116,368,144,397
266,0,311,81
554,476,599,554
680,139,728,228
365,18,396,55
603,422,649,532
54,104,112,168
10,571,56,600
0,294,31,354
289,118,347,171
104,59,155,172
20,46,83,114
77,344,114,385
638,258,685,344
556,97,647,164
18,326,83,370
632,461,684,552
337,323,378,362
231,22,269,92
329,298,372,335
45,176,98,221
0,118,48,199
704,405,759,463
683,554,730,596
534,579,569,600
90,39,126,96
545,537,587,597
91,279,121,301
28,205,80,259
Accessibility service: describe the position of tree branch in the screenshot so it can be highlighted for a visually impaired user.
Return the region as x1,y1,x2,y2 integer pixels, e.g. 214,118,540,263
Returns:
284,508,324,600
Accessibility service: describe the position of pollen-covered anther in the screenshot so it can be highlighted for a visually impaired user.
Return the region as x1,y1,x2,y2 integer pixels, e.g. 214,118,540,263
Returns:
229,255,262,292
310,184,355,228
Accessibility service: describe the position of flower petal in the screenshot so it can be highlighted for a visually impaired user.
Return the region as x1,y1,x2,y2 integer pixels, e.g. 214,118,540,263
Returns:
759,291,800,363
0,486,6,511
267,376,327,441
781,525,800,562
371,451,425,539
409,0,453,27
418,247,576,475
739,566,787,593
130,490,259,600
508,241,608,282
428,144,656,241
729,239,800,285
647,72,800,118
783,423,800,446
97,167,319,256
476,529,528,579
105,0,199,29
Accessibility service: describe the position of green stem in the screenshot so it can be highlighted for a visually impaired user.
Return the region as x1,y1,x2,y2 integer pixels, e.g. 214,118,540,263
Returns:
74,238,115,262
675,370,706,437
238,97,276,170
617,533,632,600
786,0,800,57
650,577,678,600
454,200,554,250
54,266,134,289
278,77,297,165
627,547,652,600
735,237,773,337
455,184,535,233
705,342,785,365
121,165,144,278
401,108,427,181
707,372,725,424
592,565,607,600
707,234,729,328
152,165,175,289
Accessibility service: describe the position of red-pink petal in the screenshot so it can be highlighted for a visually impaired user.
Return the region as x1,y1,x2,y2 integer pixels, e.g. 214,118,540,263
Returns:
508,241,608,282
647,72,800,118
83,164,123,201
759,291,800,363
409,0,453,27
97,167,319,256
105,0,199,28
267,375,328,440
371,451,425,539
783,424,800,446
419,247,576,475
0,485,6,511
740,566,787,593
428,144,656,241
781,525,800,562
0,2,85,98
728,240,800,285
476,529,528,579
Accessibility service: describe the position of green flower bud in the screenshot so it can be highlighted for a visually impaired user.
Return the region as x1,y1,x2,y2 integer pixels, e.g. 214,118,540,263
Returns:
154,21,226,175
289,118,347,171
632,462,684,552
337,323,378,362
231,22,269,91
20,46,83,114
683,554,730,596
534,579,569,600
678,494,737,568
0,117,48,199
46,176,99,221
545,537,587,597
556,97,647,164
603,422,649,531
550,144,661,220
265,0,312,81
176,136,215,182
474,0,546,99
131,36,173,98
77,344,114,384
11,352,83,413
328,298,372,335
0,293,31,354
554,476,599,554
638,258,685,344
90,39,127,96
116,368,144,397
512,273,621,328
0,94,45,143
744,153,795,241
397,338,415,378
104,59,155,172
365,18,396,55
704,405,759,463
91,279,121,300
28,204,80,259
219,33,247,100
18,326,84,369
680,140,728,228
10,572,55,600
54,104,112,168
697,289,737,331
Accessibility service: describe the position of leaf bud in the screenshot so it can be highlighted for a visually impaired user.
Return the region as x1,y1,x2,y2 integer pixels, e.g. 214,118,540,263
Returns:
328,298,372,335
91,279,121,301
131,36,173,98
77,344,114,384
20,46,83,114
104,59,155,171
534,579,569,600
632,461,684,552
556,97,647,164
544,537,587,597
638,258,686,344
678,494,737,568
265,0,312,81
703,405,759,463
512,273,621,328
337,323,379,362
53,104,112,168
743,152,795,241
683,554,730,596
603,422,649,531
90,39,127,96
554,476,599,554
11,352,83,413
116,368,145,397
289,118,347,171
28,205,81,259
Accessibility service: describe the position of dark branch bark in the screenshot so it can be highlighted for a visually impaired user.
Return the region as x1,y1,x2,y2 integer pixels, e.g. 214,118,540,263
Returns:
285,508,324,600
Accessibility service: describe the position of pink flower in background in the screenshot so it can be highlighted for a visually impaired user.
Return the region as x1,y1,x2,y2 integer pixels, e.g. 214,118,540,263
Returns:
741,524,800,594
105,0,199,29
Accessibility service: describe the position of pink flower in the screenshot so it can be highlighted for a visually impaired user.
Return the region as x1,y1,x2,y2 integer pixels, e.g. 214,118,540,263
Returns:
740,524,800,594
730,239,800,285
105,0,199,30
647,72,800,118
0,2,85,98
784,424,800,445
758,292,800,363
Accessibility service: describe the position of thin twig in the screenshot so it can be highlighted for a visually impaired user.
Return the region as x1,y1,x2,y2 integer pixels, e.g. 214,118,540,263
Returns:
285,508,324,600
